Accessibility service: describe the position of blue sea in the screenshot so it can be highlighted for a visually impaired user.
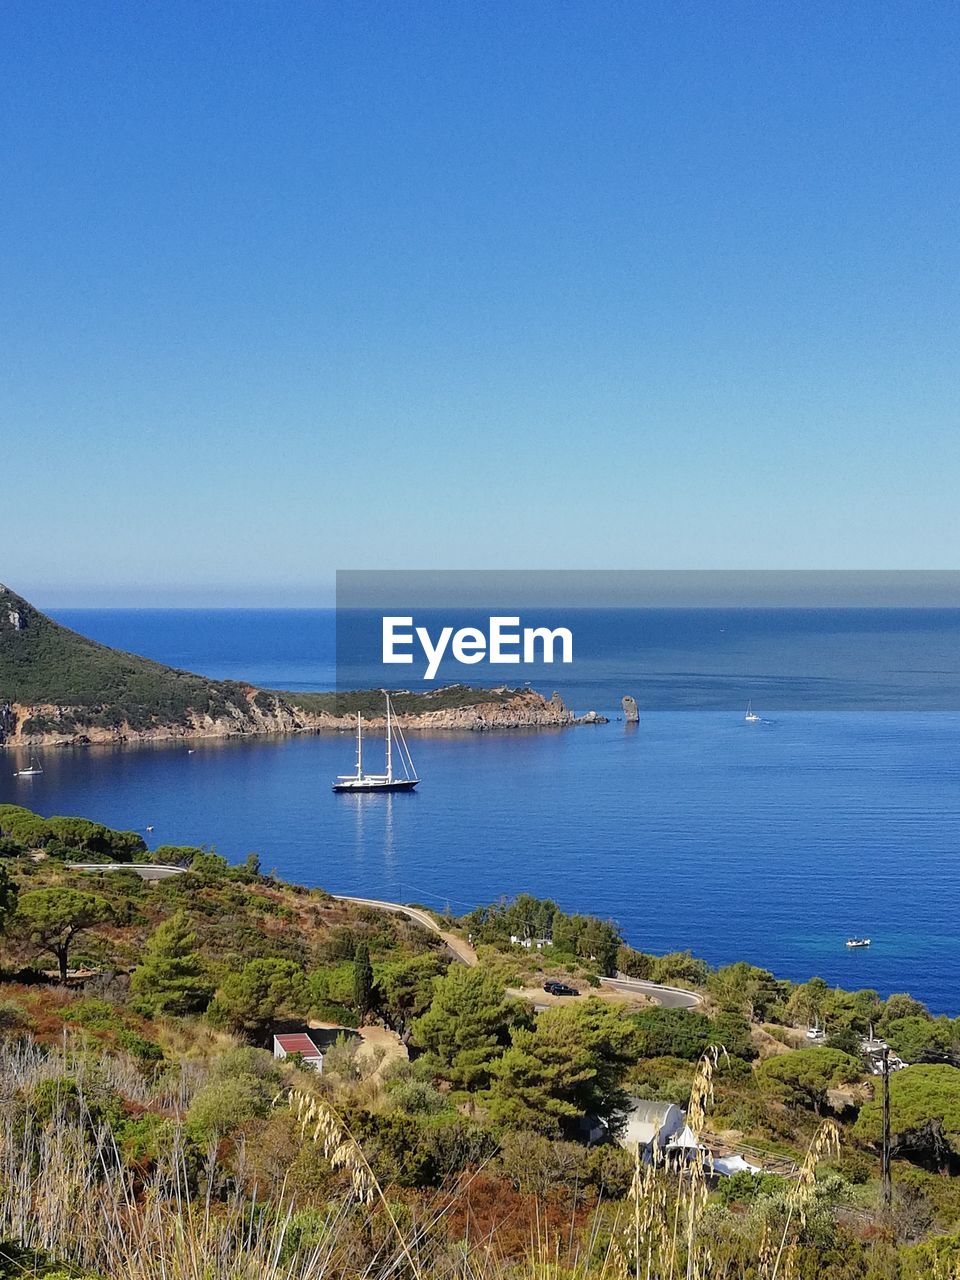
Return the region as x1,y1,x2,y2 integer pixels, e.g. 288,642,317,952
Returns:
3,608,960,1013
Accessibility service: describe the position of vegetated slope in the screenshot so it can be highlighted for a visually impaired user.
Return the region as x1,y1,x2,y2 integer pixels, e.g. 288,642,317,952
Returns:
290,685,526,717
0,583,261,732
0,583,594,745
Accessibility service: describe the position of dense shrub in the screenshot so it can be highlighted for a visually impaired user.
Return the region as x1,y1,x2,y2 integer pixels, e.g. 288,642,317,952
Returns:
631,1008,713,1060
185,1073,273,1143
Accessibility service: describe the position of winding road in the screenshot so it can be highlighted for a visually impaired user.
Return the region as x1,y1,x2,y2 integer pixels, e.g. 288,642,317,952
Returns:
331,894,478,964
599,973,702,1010
331,894,702,1009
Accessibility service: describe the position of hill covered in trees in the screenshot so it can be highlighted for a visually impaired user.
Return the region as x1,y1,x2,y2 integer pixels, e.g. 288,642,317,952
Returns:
0,583,584,745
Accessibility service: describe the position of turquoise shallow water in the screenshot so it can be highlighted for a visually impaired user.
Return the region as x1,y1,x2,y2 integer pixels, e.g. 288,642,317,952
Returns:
3,608,960,1011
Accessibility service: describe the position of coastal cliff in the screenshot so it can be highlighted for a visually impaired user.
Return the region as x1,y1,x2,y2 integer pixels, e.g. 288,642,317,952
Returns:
0,584,604,747
0,687,602,746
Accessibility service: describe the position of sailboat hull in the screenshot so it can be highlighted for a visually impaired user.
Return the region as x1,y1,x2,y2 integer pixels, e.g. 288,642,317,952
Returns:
331,695,420,792
332,778,419,793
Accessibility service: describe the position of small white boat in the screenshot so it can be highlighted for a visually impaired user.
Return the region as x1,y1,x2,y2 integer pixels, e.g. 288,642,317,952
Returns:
744,701,761,723
846,937,871,948
333,694,419,793
13,755,43,777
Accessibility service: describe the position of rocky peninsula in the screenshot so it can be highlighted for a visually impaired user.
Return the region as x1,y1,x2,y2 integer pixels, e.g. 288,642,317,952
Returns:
0,585,604,747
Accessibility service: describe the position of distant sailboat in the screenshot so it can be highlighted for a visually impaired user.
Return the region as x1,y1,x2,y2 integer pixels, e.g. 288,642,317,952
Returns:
744,701,761,723
13,755,43,777
332,694,419,793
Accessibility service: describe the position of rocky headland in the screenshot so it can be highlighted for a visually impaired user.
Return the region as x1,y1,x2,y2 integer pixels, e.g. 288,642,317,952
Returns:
0,584,605,747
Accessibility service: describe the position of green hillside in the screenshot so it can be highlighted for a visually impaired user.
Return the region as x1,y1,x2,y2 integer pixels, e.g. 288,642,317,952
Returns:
0,584,520,736
290,684,522,717
0,583,257,732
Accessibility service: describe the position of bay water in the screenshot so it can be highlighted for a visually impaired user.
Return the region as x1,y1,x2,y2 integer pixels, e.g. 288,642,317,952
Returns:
3,608,959,1012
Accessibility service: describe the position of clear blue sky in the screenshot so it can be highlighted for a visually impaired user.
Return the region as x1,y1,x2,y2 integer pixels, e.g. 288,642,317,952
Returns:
3,2,958,605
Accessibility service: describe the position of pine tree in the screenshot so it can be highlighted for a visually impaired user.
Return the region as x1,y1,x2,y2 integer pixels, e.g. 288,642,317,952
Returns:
411,965,516,1089
488,1000,641,1137
353,940,374,1017
488,1017,595,1136
16,888,113,983
0,863,17,935
131,911,212,1015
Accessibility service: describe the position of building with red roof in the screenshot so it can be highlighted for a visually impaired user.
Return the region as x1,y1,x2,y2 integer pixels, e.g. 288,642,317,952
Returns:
273,1031,324,1072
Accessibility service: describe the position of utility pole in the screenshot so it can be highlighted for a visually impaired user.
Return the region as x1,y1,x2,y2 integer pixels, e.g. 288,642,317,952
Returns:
881,1046,892,1209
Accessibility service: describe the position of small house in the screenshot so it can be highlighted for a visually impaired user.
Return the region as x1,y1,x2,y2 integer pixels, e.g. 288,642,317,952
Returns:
618,1099,684,1157
273,1031,325,1073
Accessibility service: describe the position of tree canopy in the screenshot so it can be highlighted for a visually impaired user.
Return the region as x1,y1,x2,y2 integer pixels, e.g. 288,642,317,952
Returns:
375,951,448,1033
131,911,212,1015
459,895,621,975
353,941,374,1017
0,805,147,861
211,958,310,1032
15,888,114,982
412,964,518,1090
756,1046,862,1114
855,1065,960,1169
0,863,17,933
631,1008,714,1061
489,999,641,1137
488,1010,597,1136
882,1016,954,1064
708,961,781,1020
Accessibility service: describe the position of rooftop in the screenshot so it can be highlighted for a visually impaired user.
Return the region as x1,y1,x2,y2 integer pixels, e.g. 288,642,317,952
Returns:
274,1032,324,1058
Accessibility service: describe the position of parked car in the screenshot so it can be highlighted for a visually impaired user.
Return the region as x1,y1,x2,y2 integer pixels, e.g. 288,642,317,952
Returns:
543,979,580,996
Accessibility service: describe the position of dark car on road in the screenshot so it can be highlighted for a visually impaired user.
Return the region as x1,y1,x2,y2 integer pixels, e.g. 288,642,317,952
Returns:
543,980,580,996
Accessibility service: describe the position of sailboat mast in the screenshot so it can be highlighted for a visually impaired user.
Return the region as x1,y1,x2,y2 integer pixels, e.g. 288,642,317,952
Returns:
356,713,363,779
385,695,393,782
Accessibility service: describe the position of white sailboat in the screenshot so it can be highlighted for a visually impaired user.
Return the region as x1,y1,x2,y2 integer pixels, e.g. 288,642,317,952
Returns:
332,694,419,793
13,755,43,777
744,701,761,723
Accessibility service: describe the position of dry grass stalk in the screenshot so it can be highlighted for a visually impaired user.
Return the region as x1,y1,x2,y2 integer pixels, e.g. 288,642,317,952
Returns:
679,1046,721,1280
285,1087,424,1280
764,1117,840,1280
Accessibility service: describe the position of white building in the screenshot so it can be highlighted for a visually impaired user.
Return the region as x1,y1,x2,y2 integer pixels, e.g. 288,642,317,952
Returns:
618,1099,685,1157
273,1032,325,1072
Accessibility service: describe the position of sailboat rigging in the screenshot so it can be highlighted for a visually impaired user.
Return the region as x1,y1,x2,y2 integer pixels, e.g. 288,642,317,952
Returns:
13,755,43,777
332,694,420,793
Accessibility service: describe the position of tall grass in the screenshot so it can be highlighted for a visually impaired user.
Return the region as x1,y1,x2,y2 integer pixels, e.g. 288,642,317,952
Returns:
0,1039,846,1280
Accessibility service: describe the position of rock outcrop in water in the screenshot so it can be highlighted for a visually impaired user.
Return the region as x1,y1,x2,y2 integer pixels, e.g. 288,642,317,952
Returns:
0,584,605,747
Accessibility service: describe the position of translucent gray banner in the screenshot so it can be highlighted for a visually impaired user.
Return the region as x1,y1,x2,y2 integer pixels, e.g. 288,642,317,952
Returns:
336,570,960,713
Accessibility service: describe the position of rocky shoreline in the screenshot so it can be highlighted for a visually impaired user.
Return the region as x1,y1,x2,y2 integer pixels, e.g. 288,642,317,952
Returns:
0,688,606,748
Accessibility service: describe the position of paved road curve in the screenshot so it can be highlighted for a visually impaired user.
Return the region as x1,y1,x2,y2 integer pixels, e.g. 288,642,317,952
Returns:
600,973,702,1009
332,894,702,1008
331,894,477,965
71,862,188,881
